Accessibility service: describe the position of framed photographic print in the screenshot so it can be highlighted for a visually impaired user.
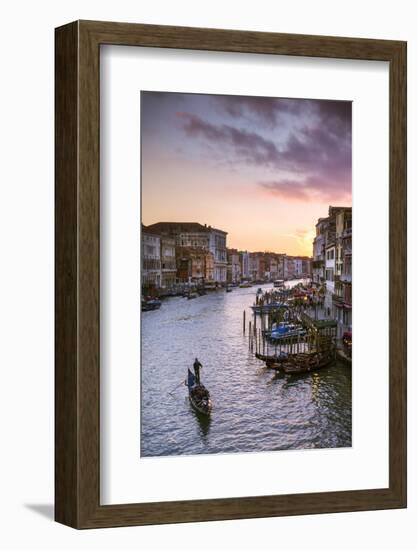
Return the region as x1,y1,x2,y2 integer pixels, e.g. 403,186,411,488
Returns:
55,20,406,528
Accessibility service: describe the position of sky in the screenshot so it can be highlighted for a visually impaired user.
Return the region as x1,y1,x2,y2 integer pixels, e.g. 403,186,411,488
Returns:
141,92,352,257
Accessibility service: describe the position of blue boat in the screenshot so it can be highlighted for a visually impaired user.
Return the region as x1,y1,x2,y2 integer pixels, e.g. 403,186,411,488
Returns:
268,323,306,341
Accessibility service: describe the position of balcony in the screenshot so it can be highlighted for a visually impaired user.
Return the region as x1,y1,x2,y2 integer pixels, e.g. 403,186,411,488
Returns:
343,227,352,238
340,273,352,283
332,293,344,305
332,292,351,308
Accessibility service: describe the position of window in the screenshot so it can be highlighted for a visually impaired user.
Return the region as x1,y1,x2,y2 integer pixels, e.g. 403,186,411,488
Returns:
325,269,334,282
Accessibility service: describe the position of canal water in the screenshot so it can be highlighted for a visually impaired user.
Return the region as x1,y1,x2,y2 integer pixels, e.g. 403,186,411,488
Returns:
141,281,352,457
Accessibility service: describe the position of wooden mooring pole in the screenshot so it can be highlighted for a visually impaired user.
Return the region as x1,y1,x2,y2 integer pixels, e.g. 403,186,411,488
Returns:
243,310,246,334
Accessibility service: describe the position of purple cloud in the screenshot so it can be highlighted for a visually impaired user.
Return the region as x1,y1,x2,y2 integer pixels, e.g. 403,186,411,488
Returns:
176,112,279,166
212,95,307,126
176,96,351,203
260,174,351,202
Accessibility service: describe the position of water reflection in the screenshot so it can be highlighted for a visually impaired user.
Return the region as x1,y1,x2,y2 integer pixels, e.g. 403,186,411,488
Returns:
141,282,352,457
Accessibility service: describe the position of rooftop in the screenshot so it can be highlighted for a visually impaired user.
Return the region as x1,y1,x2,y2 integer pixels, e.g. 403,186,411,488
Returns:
146,222,227,235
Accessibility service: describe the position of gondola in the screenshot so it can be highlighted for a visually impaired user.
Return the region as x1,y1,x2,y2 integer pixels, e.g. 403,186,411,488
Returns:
251,302,289,314
141,298,161,311
255,351,288,368
274,352,334,375
185,369,212,415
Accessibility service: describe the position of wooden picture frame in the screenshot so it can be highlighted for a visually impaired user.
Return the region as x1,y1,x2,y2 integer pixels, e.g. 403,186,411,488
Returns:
55,20,407,528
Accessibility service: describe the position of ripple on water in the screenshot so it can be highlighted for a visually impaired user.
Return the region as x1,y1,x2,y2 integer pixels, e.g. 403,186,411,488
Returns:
141,284,352,457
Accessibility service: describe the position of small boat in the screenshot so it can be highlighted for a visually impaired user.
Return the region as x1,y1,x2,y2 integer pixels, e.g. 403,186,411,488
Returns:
255,351,288,367
275,351,334,375
267,327,306,342
185,369,212,415
239,282,252,288
187,292,198,300
141,298,161,311
226,286,233,293
273,279,285,288
251,302,289,314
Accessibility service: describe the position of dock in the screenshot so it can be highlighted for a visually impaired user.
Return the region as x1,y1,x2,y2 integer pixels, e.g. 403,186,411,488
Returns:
244,283,343,375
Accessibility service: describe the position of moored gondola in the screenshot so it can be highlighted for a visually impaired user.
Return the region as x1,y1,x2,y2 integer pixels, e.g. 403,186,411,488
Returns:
251,302,289,314
255,351,288,367
274,351,334,375
141,297,162,311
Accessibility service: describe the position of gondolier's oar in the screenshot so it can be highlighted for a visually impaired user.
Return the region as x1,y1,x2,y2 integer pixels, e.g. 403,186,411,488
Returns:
169,379,186,396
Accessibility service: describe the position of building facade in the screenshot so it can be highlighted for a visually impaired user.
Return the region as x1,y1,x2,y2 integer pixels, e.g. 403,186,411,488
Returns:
209,228,228,283
175,246,214,284
266,255,278,281
277,254,285,279
325,243,336,298
302,258,312,277
146,222,227,284
333,208,352,336
284,256,295,279
312,217,328,285
142,229,161,290
249,253,266,281
227,248,241,283
160,236,176,289
312,206,352,337
239,251,250,280
294,257,303,278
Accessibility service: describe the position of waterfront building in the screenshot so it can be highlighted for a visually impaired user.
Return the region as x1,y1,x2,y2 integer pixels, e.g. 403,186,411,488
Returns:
294,257,304,278
266,254,278,281
160,236,177,289
142,227,161,291
146,222,227,283
311,206,352,338
249,252,266,281
209,228,228,283
333,208,352,336
325,243,336,303
205,251,214,282
334,208,352,279
302,258,312,276
312,218,328,285
239,251,250,280
284,256,296,279
277,254,285,279
227,248,241,283
175,246,214,284
248,253,258,281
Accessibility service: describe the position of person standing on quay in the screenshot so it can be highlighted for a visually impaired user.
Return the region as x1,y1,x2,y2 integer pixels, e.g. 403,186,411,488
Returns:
193,357,203,385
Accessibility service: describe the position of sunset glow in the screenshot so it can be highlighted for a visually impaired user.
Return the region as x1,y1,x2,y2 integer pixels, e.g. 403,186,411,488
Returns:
141,92,352,256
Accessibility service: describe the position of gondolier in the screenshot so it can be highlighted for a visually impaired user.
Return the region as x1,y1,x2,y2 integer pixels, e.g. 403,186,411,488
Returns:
193,357,203,384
